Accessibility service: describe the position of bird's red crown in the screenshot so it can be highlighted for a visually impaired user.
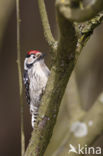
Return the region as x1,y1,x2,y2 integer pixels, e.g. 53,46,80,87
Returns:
27,50,40,56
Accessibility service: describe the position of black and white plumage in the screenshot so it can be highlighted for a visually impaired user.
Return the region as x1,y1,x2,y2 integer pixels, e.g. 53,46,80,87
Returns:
23,50,50,128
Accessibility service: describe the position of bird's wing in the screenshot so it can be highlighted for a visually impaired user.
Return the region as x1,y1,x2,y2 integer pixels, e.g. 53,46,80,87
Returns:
23,70,30,105
41,63,50,78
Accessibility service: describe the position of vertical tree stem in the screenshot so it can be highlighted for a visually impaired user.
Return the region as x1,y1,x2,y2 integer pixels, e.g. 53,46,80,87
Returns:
16,0,25,155
38,0,56,51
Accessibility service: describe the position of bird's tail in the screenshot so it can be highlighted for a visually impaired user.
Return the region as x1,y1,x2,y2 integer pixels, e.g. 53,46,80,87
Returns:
30,104,38,128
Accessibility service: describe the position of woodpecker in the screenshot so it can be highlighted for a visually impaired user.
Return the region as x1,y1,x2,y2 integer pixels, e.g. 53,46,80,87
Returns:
23,50,50,128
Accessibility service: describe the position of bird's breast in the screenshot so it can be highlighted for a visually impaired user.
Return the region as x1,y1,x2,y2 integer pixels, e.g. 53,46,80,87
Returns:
28,64,48,91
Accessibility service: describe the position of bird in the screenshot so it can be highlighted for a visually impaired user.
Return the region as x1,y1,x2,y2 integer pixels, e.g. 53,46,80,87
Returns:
23,50,50,128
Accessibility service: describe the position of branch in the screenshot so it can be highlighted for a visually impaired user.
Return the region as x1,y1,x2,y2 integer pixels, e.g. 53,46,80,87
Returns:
65,71,85,117
16,0,25,155
56,0,103,22
37,0,57,53
57,92,103,156
25,5,77,156
44,72,85,156
75,13,103,61
47,14,103,156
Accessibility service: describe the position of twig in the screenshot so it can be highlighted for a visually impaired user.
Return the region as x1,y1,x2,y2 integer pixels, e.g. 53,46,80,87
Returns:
16,0,25,155
37,0,57,52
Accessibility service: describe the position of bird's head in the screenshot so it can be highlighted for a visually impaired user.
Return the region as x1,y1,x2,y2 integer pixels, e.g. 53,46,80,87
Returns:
24,50,45,70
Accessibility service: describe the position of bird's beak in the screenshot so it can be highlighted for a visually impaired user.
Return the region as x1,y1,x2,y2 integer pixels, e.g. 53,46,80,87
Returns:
38,53,45,60
41,53,45,58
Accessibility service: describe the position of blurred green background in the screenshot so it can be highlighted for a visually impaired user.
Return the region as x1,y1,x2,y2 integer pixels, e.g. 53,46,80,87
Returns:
0,0,103,156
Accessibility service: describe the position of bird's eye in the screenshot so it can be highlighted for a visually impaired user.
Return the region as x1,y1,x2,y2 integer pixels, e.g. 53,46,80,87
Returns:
33,56,35,58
